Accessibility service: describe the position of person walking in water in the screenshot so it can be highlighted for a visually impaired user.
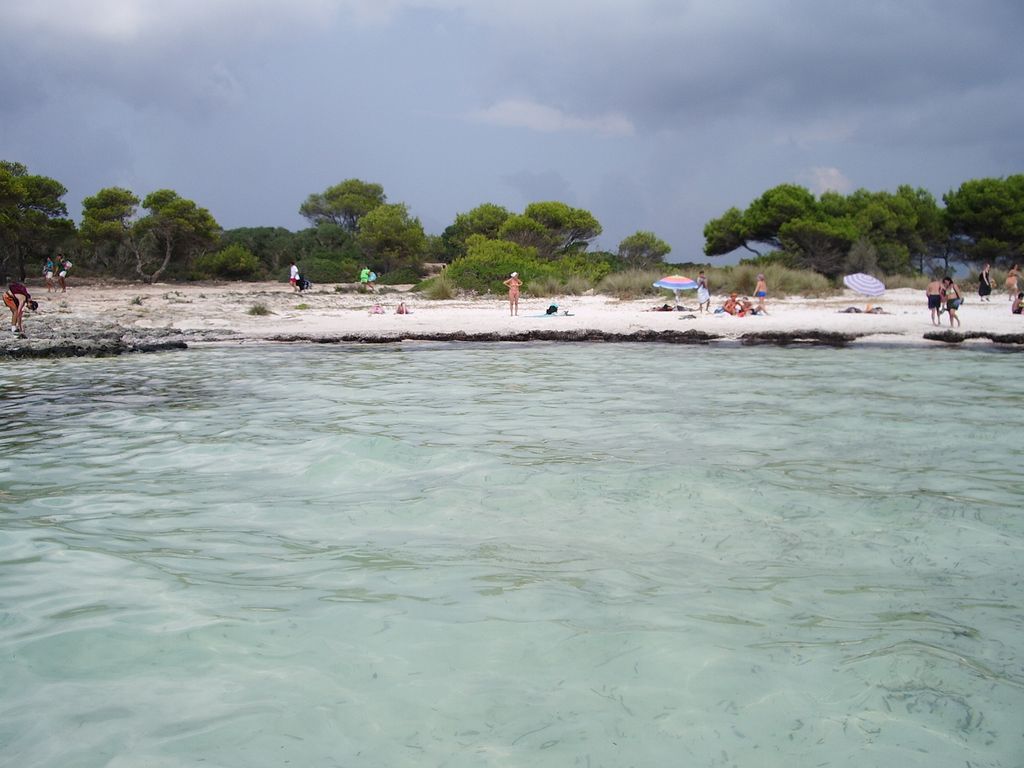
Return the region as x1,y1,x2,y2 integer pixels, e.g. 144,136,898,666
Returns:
926,277,943,325
503,271,522,316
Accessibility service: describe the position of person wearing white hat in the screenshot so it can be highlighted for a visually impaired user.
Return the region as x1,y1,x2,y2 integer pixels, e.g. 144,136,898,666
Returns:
503,271,522,316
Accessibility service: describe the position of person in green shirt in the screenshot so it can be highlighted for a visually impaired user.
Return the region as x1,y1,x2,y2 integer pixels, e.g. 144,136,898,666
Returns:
359,266,374,292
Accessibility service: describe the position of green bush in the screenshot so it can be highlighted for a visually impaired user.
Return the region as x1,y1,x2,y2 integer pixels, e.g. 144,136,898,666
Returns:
375,266,422,285
192,244,261,279
882,273,930,290
444,240,549,293
417,271,456,299
298,258,358,284
706,264,833,297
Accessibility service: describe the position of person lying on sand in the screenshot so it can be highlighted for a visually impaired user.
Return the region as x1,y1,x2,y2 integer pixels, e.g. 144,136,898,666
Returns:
396,302,411,314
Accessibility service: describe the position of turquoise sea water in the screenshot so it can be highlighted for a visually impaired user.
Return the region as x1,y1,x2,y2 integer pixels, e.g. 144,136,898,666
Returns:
1,343,1023,767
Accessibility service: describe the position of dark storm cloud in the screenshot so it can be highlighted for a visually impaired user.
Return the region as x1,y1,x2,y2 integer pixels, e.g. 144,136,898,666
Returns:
1,0,1021,258
483,0,1024,140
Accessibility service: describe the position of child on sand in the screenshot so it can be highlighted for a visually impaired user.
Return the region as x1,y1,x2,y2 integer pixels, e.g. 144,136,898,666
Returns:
754,273,768,313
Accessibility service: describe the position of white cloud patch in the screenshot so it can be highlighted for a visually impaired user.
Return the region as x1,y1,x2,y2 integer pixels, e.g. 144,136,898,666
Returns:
800,167,853,195
470,100,634,137
0,0,334,43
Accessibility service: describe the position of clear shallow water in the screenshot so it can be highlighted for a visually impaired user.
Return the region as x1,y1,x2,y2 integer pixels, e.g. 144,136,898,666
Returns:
1,343,1023,767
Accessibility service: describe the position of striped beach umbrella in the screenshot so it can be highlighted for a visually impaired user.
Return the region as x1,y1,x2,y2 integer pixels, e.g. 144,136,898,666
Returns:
843,273,885,297
653,275,698,304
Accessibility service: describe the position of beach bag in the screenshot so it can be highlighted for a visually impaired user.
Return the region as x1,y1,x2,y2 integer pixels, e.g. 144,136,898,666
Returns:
546,304,558,315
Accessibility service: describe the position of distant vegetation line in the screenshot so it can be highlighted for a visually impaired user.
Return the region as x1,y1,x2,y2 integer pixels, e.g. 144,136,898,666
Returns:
2,160,1020,294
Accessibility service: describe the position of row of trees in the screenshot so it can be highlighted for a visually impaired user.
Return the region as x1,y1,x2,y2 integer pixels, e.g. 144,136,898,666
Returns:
3,156,1020,286
0,162,672,285
703,177,1024,277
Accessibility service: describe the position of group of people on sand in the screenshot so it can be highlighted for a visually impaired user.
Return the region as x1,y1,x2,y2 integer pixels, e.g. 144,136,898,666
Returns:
978,262,1021,303
288,262,378,294
716,273,769,316
925,266,1023,328
42,254,72,293
369,301,411,315
926,276,965,327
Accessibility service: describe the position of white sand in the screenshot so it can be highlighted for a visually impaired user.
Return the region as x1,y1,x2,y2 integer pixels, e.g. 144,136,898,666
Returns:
29,281,1024,345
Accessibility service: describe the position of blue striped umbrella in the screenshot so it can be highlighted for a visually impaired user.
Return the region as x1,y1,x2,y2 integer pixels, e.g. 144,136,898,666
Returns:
843,273,885,297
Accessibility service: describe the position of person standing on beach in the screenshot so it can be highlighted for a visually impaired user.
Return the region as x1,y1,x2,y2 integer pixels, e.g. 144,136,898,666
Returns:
43,256,56,292
696,271,711,314
978,263,993,302
289,261,299,292
57,255,72,292
360,266,374,292
1006,264,1020,301
926,277,943,325
3,278,38,336
754,273,768,314
941,276,962,328
503,272,522,316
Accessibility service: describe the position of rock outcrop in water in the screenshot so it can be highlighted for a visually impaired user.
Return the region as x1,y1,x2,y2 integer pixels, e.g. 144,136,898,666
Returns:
923,330,1024,345
0,316,214,359
269,328,722,345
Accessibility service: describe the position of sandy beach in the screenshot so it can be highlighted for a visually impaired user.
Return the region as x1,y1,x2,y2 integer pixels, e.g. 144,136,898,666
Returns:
5,280,1024,355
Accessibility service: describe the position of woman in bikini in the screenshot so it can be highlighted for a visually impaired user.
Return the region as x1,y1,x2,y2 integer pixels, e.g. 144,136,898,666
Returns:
503,272,522,316
941,276,962,329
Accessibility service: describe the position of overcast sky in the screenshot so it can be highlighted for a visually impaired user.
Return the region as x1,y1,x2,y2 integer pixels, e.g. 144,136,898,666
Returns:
2,0,1022,260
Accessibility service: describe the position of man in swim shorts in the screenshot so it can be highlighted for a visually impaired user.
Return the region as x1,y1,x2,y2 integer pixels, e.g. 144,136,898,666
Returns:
926,277,943,325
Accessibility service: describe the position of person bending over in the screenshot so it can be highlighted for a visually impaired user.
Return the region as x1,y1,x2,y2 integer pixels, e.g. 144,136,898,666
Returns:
4,279,38,336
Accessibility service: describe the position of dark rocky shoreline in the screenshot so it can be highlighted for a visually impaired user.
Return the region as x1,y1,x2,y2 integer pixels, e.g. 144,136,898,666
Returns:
4,318,1023,360
0,317,226,360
